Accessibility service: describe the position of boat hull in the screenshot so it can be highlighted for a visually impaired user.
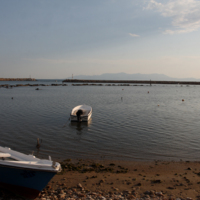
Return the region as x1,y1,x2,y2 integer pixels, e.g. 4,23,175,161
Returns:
70,112,92,122
0,164,56,199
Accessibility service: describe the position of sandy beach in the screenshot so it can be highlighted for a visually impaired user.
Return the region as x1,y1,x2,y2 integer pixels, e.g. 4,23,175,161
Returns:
34,159,200,199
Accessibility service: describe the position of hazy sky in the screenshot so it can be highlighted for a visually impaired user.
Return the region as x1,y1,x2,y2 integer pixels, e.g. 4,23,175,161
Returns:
1,0,200,79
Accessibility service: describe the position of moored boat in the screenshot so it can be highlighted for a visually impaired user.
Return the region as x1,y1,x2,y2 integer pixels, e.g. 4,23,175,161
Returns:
0,146,61,199
70,105,92,122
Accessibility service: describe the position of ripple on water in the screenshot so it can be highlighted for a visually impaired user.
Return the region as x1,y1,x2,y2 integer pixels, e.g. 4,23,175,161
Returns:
1,84,200,161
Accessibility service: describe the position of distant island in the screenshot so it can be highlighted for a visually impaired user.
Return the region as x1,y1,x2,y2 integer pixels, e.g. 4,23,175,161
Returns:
0,78,36,81
67,73,200,82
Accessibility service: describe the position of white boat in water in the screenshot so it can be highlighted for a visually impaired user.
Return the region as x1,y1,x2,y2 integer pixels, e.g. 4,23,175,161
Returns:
0,146,61,199
70,105,92,122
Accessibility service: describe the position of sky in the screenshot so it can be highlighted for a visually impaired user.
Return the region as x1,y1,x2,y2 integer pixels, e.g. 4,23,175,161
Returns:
1,0,200,79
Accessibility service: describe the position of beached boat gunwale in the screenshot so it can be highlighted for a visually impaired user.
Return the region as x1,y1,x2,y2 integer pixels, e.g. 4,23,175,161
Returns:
0,146,61,199
70,105,92,122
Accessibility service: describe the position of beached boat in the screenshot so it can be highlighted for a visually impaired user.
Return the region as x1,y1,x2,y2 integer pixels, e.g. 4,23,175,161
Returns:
0,146,61,199
70,105,92,122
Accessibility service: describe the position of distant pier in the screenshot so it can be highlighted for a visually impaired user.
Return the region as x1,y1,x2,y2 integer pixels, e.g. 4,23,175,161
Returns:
0,78,36,81
62,79,200,85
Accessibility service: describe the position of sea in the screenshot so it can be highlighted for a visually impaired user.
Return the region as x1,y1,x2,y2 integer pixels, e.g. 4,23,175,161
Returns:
1,79,200,162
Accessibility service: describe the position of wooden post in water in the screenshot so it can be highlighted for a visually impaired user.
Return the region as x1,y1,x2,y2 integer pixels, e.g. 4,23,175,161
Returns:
36,138,40,148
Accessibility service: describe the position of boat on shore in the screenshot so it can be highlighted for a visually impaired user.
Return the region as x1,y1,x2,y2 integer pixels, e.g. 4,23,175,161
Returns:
0,146,61,199
70,105,92,122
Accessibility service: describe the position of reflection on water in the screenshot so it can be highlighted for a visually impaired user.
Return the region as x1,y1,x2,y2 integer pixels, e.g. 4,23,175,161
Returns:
70,119,92,134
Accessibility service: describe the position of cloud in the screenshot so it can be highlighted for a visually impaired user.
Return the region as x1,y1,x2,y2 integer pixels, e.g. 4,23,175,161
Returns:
146,0,200,34
129,33,140,37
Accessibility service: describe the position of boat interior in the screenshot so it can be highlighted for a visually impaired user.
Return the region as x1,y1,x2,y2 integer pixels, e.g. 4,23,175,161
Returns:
0,153,18,161
72,109,90,116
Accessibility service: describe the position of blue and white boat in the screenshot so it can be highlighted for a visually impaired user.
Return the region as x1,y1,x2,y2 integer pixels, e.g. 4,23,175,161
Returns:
0,146,61,199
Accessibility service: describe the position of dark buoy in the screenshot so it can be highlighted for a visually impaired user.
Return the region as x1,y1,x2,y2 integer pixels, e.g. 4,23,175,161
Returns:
11,97,13,99
35,88,39,90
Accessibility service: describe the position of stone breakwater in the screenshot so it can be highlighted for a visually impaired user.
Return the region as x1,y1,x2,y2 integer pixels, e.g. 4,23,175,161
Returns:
0,83,68,88
0,78,36,81
1,82,196,88
63,79,200,85
0,83,149,88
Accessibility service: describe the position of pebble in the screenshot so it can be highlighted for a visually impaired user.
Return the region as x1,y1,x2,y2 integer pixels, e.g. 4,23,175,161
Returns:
77,183,82,188
1,184,194,200
156,191,163,196
34,187,194,200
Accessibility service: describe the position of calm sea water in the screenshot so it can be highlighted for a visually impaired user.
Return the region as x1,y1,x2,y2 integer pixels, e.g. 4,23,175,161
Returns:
1,80,200,161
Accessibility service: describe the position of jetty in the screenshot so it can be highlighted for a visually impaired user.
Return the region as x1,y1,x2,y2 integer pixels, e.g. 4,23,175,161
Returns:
0,78,36,81
63,79,200,85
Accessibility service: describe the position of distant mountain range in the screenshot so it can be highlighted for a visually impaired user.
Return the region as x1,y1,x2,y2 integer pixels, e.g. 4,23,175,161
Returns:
68,73,200,81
